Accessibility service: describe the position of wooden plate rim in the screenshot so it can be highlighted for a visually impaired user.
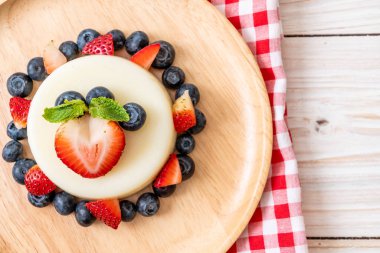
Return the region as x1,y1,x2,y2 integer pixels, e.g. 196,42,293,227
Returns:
201,1,273,250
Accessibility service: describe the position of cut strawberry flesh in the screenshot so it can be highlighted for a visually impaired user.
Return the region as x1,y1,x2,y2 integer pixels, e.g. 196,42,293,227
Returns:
172,90,196,133
154,154,182,188
130,43,160,69
86,199,121,229
10,97,31,129
43,41,67,74
55,114,125,178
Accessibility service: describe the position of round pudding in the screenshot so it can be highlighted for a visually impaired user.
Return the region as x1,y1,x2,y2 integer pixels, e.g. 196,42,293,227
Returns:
28,55,176,199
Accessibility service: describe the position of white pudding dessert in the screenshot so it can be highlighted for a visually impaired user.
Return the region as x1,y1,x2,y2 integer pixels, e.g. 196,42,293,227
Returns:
28,55,176,199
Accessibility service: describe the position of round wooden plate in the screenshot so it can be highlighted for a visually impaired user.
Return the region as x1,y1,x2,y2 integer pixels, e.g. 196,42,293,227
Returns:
0,0,272,252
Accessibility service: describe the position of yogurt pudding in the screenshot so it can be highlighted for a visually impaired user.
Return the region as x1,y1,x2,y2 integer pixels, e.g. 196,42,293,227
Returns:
28,55,176,199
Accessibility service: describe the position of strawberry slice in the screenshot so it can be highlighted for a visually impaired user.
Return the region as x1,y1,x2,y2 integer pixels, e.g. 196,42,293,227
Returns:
172,90,196,133
86,199,121,229
43,41,67,74
153,154,182,188
10,97,31,129
130,43,160,69
82,34,114,56
25,165,57,196
55,114,125,178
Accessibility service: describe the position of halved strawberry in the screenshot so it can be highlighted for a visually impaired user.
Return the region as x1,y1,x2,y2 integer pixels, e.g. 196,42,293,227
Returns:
25,165,57,195
172,90,196,133
10,97,31,129
82,34,114,56
43,41,67,74
55,114,125,178
130,43,160,69
153,154,182,188
86,199,121,229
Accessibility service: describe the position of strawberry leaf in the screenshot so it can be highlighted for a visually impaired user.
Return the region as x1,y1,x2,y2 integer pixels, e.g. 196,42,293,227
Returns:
43,99,88,123
89,97,129,122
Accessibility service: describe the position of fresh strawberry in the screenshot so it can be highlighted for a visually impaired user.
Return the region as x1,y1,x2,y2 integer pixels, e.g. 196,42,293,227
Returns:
82,34,114,56
130,43,160,69
86,199,121,229
43,41,67,74
9,97,31,129
25,165,57,195
172,90,196,133
153,154,182,188
55,114,125,178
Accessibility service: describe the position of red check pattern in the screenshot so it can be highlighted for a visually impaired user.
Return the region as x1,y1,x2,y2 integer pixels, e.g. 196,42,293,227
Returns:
210,0,309,252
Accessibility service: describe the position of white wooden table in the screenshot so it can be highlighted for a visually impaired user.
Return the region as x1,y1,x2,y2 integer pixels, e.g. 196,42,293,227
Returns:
280,0,380,252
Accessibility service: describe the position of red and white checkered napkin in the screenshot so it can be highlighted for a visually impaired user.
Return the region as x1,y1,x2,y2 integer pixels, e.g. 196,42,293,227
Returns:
210,0,308,252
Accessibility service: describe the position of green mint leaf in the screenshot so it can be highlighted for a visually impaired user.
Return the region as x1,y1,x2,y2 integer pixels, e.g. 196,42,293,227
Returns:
89,97,130,122
43,99,88,123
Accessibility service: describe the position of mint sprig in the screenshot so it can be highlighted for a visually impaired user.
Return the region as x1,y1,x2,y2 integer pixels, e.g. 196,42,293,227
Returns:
43,97,130,123
43,99,88,123
89,97,130,122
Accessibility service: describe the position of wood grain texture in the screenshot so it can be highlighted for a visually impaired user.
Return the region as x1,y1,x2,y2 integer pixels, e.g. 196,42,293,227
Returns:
283,36,380,237
310,249,380,253
0,0,272,252
280,0,380,35
309,239,380,248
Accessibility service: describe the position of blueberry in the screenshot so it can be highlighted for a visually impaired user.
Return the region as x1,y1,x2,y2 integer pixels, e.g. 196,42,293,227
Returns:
188,109,206,134
55,91,86,106
12,158,36,185
2,140,23,162
125,31,149,55
162,66,185,89
53,191,76,215
108,29,126,51
136,192,160,217
119,103,147,131
175,83,200,105
152,40,175,69
27,192,55,208
177,154,195,181
77,28,101,51
86,86,115,105
120,200,137,222
75,200,96,227
27,57,47,81
7,72,33,97
176,134,195,155
59,41,79,61
153,184,176,198
7,121,27,140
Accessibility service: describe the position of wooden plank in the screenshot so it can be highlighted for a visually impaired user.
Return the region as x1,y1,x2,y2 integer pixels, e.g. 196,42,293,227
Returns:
309,239,380,253
309,239,380,248
283,36,380,236
310,248,380,253
280,0,380,35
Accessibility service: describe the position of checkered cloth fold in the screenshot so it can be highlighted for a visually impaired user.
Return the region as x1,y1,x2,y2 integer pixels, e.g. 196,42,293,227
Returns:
210,0,308,252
